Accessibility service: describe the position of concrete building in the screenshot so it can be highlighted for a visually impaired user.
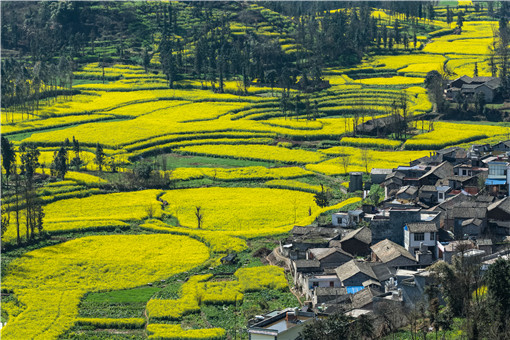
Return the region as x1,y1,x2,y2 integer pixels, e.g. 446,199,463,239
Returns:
248,309,315,340
404,222,438,255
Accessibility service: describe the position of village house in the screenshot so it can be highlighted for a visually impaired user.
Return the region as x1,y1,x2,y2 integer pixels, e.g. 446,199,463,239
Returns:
247,309,315,340
492,140,510,153
371,239,418,268
452,200,488,238
461,218,484,238
419,161,454,186
403,222,438,255
303,274,343,301
395,185,418,201
487,196,510,235
436,240,475,263
312,286,347,306
334,259,395,288
306,247,353,269
398,270,434,308
371,168,394,184
367,208,441,246
331,210,364,228
485,160,510,196
445,75,501,103
281,226,342,260
356,115,402,136
329,227,372,257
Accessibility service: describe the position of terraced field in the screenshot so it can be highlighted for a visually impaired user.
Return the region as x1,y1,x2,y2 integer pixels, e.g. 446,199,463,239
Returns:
2,2,510,339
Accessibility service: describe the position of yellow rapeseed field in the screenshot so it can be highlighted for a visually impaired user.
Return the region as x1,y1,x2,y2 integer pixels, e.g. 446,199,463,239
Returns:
147,265,286,320
147,324,226,340
165,166,313,181
140,219,248,253
405,121,510,150
160,187,320,234
175,144,326,164
367,54,446,70
307,146,432,175
1,114,115,135
423,38,493,55
265,179,325,193
43,189,162,223
1,234,210,340
65,171,107,185
357,76,425,85
340,136,401,149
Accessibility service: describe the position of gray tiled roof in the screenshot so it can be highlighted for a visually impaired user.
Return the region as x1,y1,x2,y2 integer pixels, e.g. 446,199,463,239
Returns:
406,222,439,233
341,227,372,245
294,260,321,269
335,260,377,282
371,239,417,263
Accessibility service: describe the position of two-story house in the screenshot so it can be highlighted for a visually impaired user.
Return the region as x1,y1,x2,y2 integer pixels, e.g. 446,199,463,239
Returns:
403,222,438,255
485,161,510,196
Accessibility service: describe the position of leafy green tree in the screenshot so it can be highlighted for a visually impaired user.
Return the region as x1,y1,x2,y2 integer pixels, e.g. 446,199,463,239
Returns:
457,10,464,28
95,143,105,172
52,146,68,180
314,184,331,208
1,203,9,244
1,135,16,185
367,184,384,206
19,143,40,181
133,162,153,180
486,258,510,329
302,312,353,339
425,70,447,112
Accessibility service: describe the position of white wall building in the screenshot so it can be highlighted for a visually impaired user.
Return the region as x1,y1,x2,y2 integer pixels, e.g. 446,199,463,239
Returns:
404,222,438,255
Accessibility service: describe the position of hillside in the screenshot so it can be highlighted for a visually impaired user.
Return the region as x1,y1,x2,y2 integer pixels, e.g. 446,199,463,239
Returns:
2,1,510,340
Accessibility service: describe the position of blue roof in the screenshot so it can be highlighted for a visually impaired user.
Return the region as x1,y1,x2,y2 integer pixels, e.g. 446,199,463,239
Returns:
485,179,507,186
346,286,364,294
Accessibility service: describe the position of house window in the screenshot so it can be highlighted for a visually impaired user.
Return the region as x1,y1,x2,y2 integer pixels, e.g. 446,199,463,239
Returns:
414,233,425,241
462,169,467,176
313,282,319,288
330,281,335,287
489,164,507,177
438,192,444,200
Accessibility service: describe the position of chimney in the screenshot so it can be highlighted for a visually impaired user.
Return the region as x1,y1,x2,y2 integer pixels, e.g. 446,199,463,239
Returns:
286,311,297,322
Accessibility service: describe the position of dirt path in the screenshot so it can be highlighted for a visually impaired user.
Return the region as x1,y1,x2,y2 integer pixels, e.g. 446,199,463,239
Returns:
314,172,348,194
266,247,303,306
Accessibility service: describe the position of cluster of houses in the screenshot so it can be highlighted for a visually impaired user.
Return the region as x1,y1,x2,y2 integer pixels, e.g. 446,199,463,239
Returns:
445,75,501,103
249,140,510,339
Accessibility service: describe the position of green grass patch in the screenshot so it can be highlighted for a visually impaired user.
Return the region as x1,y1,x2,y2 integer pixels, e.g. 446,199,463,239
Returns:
59,328,145,339
84,286,160,304
78,286,160,319
154,153,272,169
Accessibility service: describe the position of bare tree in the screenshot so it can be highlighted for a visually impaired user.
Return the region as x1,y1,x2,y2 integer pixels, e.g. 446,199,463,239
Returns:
399,92,409,139
361,149,372,174
339,154,351,174
195,206,204,229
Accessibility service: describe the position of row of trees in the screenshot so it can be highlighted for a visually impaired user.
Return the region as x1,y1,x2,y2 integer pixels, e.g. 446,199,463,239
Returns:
1,137,44,245
426,253,510,339
0,135,108,245
1,1,437,116
1,57,74,121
